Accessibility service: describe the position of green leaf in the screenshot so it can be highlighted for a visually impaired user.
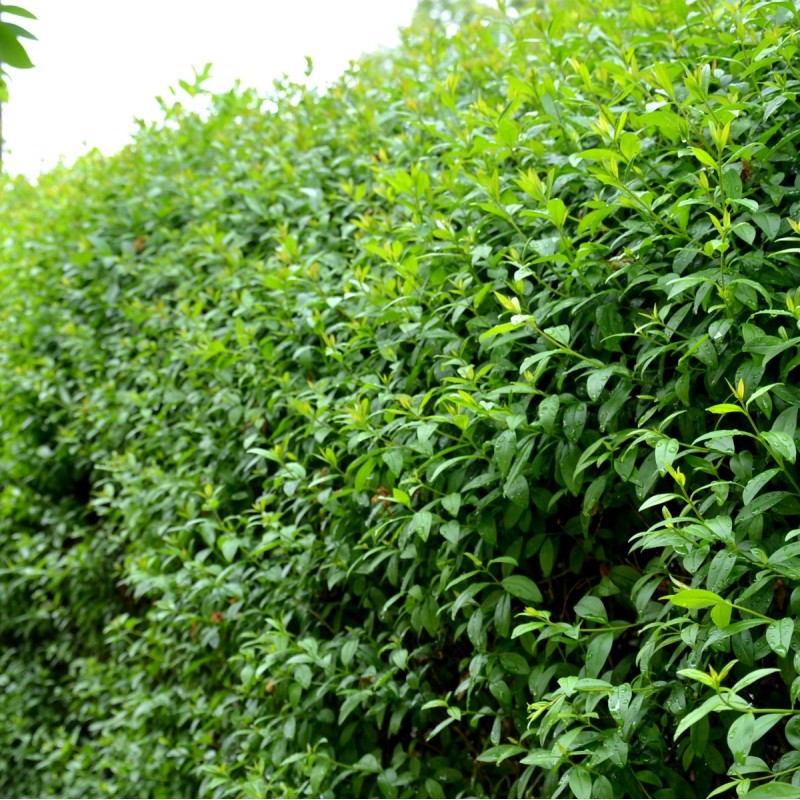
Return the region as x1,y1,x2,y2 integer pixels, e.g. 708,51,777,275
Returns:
585,631,614,678
0,21,33,68
412,510,433,542
476,744,526,764
742,783,800,799
0,21,33,41
520,749,559,767
503,473,529,507
731,668,781,694
341,637,358,667
501,575,543,604
587,367,615,401
494,430,516,477
559,441,583,496
765,618,793,657
707,550,737,593
692,147,718,168
785,715,800,749
563,402,587,443
354,457,376,491
619,132,641,161
728,713,782,763
654,437,680,476
733,222,756,244
743,468,782,506
574,595,607,622
440,520,460,545
665,589,726,609
752,212,781,240
711,602,733,628
675,694,727,739
722,167,743,199
498,651,529,675
441,492,461,517
677,668,717,688
467,608,485,648
338,691,368,725
354,753,381,772
0,5,37,19
567,766,593,799
582,473,608,519
598,380,632,430
761,430,797,463
539,537,556,577
494,592,511,637
772,406,798,438
607,683,632,724
727,712,754,762
218,535,240,562
707,403,745,414
382,449,404,476
538,394,560,434
547,198,568,228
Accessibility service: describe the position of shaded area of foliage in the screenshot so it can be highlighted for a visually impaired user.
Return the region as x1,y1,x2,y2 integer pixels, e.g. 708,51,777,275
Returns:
2,0,800,797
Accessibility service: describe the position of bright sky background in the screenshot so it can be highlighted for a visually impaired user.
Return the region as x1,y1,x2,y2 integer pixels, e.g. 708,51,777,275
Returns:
3,1,419,179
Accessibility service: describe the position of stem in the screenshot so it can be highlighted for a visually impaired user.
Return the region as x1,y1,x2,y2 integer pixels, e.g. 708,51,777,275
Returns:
730,603,774,623
580,623,638,633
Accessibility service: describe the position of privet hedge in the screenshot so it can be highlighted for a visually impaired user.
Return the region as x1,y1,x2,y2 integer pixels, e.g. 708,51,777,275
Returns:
3,0,800,796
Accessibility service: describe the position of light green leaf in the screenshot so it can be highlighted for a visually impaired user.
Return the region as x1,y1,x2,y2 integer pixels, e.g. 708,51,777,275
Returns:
619,132,641,161
731,668,781,694
0,5,38,19
547,198,568,228
692,147,718,168
0,21,33,68
677,668,717,688
743,468,782,506
711,601,733,628
665,589,725,609
707,403,745,414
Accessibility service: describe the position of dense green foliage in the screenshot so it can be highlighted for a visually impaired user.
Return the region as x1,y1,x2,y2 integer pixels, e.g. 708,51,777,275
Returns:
3,0,800,796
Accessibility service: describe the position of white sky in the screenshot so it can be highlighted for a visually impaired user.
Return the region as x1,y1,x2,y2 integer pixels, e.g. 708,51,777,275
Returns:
3,1,418,178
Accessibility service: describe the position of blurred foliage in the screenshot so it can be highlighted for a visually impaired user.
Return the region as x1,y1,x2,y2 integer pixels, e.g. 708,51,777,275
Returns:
3,0,800,797
0,3,35,107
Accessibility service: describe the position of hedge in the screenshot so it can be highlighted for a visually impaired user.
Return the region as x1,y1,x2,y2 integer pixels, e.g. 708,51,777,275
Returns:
2,0,800,797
